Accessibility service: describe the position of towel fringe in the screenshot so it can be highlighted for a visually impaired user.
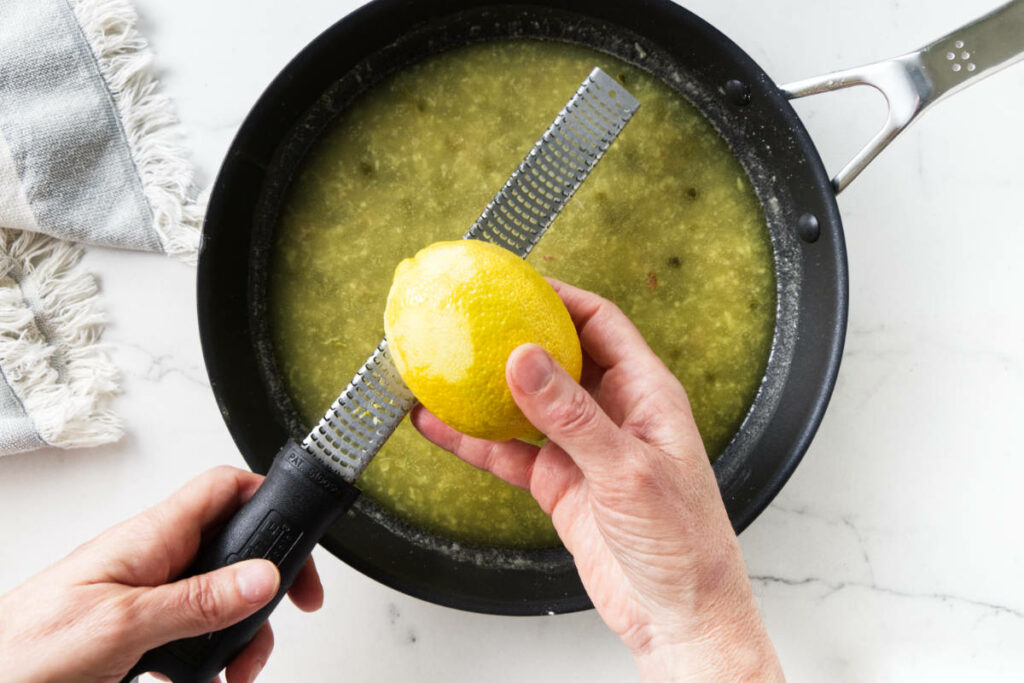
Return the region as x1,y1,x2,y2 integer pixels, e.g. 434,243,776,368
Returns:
69,0,203,263
0,229,122,450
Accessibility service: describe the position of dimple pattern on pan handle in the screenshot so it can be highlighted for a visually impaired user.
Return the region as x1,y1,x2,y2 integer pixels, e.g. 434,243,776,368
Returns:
780,0,1024,193
301,67,639,481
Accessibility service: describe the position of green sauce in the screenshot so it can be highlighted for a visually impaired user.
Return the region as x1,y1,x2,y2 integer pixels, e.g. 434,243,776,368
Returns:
269,40,775,548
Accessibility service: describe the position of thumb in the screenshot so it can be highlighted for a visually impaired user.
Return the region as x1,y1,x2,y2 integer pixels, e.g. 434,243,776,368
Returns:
133,559,280,648
506,343,630,479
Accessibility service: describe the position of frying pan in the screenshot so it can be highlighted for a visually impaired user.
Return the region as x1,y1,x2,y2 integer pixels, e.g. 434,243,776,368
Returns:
196,0,1023,621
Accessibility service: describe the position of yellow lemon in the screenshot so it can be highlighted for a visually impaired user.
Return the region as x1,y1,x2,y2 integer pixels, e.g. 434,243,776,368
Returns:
385,240,582,441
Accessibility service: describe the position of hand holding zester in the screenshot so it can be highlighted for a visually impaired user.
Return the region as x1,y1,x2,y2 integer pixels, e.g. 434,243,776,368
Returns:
0,466,320,683
112,68,641,681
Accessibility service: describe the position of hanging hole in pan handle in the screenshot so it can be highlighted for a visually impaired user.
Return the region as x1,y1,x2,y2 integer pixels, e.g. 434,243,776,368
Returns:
779,0,1024,194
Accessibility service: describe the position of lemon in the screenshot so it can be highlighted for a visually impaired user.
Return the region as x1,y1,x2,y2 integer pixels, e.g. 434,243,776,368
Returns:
384,240,582,441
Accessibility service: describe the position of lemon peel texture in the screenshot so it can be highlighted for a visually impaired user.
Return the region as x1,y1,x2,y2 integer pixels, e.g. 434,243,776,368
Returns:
385,240,582,441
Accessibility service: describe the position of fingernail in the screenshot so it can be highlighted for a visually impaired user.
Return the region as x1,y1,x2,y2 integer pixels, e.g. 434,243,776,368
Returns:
237,562,277,603
511,345,553,394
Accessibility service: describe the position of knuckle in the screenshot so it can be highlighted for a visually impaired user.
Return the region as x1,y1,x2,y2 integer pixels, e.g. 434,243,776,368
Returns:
615,452,663,493
196,465,244,491
101,592,145,645
594,298,625,325
479,441,502,475
207,464,243,484
444,429,466,456
621,385,697,451
549,387,599,435
180,574,222,626
600,298,624,317
621,406,659,443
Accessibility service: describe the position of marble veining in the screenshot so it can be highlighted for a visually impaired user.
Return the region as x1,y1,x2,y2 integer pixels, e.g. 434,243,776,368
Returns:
1,1,1022,681
751,574,1024,621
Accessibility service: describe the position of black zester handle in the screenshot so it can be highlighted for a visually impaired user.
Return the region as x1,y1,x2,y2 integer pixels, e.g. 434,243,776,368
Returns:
123,441,358,682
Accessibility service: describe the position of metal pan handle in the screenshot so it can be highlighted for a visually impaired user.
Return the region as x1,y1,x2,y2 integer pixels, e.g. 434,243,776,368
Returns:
779,0,1024,193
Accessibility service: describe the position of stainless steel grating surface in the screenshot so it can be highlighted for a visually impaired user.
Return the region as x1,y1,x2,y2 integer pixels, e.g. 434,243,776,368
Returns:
464,67,641,253
302,340,415,480
301,67,639,482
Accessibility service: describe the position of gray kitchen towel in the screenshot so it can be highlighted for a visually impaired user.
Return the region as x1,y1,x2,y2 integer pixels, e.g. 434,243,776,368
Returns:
0,0,202,454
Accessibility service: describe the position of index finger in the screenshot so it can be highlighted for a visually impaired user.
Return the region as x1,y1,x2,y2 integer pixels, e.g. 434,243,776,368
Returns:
546,279,697,444
149,466,265,536
546,278,659,372
83,467,265,583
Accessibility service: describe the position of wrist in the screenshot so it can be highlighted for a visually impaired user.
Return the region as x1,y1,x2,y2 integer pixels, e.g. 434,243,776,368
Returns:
630,591,783,682
632,616,782,683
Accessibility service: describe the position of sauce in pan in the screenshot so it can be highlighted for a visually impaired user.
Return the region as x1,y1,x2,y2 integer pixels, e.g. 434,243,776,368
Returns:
269,40,775,547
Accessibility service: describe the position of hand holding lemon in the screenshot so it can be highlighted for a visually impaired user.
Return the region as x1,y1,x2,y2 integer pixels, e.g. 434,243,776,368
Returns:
385,240,582,441
387,245,781,681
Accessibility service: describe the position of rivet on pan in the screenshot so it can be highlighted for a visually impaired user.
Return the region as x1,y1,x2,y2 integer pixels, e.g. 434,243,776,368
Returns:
796,213,820,243
724,79,751,106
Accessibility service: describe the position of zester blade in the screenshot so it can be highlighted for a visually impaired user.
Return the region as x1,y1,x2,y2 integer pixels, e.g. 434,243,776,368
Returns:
302,67,639,482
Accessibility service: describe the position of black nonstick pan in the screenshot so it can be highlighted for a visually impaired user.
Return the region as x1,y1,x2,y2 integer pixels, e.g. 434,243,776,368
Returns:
188,0,1022,647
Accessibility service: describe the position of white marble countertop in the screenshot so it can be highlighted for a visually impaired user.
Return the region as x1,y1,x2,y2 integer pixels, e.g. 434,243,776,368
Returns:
2,0,1023,680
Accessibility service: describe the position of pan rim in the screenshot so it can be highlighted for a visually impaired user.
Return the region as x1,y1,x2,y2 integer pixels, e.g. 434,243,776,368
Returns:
197,0,848,615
